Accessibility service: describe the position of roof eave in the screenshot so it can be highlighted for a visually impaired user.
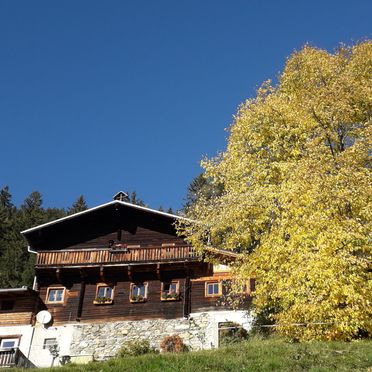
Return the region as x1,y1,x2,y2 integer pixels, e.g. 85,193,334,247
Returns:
21,200,192,236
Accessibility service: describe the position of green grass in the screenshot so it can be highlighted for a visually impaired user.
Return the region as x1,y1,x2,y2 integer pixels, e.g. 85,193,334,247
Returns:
16,337,372,372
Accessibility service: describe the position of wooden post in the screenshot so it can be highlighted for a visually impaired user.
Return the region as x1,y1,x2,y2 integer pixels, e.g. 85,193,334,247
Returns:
56,268,62,283
183,269,191,318
77,270,87,320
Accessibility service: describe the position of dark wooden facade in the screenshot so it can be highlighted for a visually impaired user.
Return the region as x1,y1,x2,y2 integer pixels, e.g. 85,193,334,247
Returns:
22,200,245,325
0,288,41,326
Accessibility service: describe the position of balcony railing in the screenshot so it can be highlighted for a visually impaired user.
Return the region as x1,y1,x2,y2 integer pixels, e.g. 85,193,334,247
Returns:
0,347,34,368
36,245,200,267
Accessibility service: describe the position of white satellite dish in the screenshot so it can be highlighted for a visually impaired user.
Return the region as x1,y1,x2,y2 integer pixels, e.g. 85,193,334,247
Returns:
36,310,52,325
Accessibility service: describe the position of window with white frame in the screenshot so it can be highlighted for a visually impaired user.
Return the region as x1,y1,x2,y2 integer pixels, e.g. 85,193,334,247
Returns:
94,285,114,304
130,283,148,302
43,338,57,350
46,287,65,303
205,281,222,297
161,281,179,300
0,338,19,349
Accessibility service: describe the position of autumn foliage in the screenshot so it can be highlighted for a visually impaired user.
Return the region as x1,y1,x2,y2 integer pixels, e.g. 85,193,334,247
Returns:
160,335,187,353
179,42,372,340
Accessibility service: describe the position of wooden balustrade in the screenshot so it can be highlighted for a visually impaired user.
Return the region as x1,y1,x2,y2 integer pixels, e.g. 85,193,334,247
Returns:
0,347,34,368
36,246,199,267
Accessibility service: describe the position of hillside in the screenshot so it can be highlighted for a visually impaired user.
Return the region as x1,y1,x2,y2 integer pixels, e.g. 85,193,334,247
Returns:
14,337,372,372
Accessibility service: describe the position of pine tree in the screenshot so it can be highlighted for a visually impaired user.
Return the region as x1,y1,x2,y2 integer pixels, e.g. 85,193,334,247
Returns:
68,195,88,215
130,191,146,206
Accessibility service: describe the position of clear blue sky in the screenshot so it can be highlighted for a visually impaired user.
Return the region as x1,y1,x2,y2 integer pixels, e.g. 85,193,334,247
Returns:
1,1,370,211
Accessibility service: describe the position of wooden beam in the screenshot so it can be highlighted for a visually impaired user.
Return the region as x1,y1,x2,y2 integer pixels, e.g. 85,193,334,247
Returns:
80,269,88,280
56,268,62,283
156,263,161,279
99,266,105,282
76,281,86,321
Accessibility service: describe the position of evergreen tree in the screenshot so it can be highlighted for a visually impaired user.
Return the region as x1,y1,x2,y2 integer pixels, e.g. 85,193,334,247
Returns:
0,188,66,288
68,195,88,215
129,191,146,206
184,173,224,212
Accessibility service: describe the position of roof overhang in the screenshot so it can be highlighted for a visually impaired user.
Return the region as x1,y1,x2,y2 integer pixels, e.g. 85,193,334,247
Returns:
0,287,38,297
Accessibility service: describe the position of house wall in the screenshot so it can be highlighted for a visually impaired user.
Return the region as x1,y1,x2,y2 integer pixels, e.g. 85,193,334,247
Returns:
0,324,34,358
37,270,233,324
0,297,37,326
68,226,186,250
65,310,252,362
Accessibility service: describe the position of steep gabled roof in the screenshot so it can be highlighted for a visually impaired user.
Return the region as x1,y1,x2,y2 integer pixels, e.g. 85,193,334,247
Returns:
21,200,189,251
21,200,188,235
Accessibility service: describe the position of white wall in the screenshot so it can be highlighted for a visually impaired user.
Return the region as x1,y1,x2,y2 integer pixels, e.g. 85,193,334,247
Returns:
0,324,34,358
190,310,253,348
27,323,77,368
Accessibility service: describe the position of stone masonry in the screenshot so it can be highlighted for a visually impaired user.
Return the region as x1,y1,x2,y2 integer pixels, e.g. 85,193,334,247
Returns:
69,311,251,361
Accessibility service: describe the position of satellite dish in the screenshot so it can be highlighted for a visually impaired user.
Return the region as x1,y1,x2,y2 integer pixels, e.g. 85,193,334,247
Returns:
36,310,52,325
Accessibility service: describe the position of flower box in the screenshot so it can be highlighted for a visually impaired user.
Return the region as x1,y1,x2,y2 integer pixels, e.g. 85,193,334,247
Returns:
130,295,146,303
93,296,113,305
161,293,180,301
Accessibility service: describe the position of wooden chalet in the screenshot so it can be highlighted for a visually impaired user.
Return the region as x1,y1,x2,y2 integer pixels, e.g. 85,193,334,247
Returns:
21,193,246,325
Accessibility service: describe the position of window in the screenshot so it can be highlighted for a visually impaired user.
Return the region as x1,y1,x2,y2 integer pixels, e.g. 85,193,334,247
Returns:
46,287,65,304
1,300,15,311
43,338,57,350
0,338,19,349
94,285,114,304
130,283,148,302
161,281,179,301
205,282,222,297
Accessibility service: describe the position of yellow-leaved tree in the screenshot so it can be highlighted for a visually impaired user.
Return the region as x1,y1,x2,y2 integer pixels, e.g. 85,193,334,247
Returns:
178,42,372,341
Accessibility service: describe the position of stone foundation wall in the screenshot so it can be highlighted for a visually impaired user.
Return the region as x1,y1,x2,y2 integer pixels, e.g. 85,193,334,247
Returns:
69,311,251,360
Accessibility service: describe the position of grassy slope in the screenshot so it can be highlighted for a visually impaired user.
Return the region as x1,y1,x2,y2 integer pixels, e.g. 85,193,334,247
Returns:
17,338,372,372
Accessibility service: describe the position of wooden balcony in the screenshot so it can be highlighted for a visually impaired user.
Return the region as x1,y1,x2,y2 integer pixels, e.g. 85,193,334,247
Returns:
35,245,200,268
0,347,34,368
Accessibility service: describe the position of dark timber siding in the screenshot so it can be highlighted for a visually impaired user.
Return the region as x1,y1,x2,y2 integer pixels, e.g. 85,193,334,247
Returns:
0,297,39,326
37,270,226,324
67,227,185,250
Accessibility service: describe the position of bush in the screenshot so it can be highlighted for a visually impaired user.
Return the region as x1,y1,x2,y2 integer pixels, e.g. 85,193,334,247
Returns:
219,322,248,346
160,335,187,353
117,340,157,357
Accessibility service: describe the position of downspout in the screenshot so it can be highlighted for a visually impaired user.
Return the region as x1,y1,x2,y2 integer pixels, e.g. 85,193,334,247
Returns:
27,246,38,290
27,245,37,255
27,245,38,360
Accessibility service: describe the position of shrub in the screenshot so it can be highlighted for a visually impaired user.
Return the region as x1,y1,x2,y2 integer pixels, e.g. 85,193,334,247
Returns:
160,335,187,353
219,322,248,346
117,340,157,357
